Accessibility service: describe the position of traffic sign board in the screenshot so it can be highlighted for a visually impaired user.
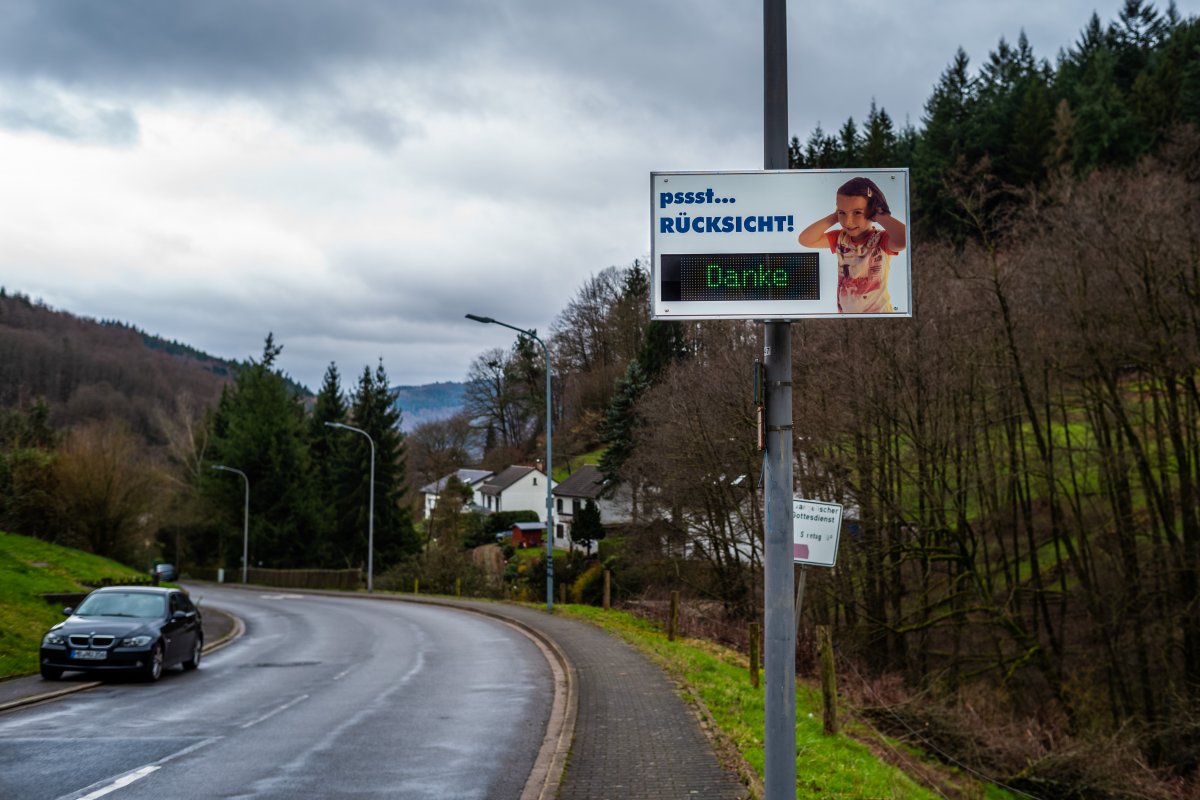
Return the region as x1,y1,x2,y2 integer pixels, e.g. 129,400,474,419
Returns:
792,499,842,567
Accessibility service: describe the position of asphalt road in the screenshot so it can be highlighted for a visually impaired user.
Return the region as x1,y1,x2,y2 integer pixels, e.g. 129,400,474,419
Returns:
0,584,552,800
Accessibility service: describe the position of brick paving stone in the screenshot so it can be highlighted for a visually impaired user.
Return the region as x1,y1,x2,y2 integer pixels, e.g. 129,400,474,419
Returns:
495,604,749,800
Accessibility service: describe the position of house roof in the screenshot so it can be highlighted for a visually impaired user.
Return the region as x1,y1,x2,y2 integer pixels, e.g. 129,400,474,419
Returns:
419,468,494,496
480,465,539,496
552,464,606,500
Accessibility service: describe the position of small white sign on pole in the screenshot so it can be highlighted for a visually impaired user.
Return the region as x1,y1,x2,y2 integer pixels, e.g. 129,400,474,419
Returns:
792,499,843,567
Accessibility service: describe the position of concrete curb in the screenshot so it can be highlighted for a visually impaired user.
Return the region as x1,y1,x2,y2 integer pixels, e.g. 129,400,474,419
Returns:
0,677,101,713
0,605,246,715
198,605,246,656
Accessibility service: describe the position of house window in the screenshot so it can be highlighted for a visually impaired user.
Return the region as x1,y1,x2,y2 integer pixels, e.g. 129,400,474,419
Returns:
533,477,538,485
572,499,581,515
556,498,563,513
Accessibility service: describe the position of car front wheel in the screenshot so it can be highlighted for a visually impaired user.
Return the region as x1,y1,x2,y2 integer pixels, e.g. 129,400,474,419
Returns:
40,665,62,681
182,637,202,671
142,643,164,682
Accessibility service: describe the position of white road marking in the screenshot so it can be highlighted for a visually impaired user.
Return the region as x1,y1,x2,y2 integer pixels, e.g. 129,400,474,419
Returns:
239,694,310,729
50,738,220,800
73,765,159,800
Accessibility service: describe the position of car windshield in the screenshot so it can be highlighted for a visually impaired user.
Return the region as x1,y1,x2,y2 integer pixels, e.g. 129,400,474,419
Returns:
75,592,166,618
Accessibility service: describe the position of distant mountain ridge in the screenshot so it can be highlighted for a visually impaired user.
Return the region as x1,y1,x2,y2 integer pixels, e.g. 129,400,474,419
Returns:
391,381,466,431
0,288,463,434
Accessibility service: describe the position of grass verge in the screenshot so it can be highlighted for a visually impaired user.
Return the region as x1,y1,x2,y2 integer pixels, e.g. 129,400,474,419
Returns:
560,604,1017,799
0,531,145,679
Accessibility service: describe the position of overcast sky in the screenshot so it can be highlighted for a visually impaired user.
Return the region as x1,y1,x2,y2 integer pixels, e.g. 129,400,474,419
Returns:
1,0,1193,393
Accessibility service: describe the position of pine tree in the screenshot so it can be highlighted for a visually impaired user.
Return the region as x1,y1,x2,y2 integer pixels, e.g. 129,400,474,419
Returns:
799,124,840,169
598,320,688,486
1010,76,1055,186
307,362,347,565
204,334,321,569
571,499,604,555
598,358,649,485
913,48,976,238
838,118,860,166
860,101,898,167
337,360,418,573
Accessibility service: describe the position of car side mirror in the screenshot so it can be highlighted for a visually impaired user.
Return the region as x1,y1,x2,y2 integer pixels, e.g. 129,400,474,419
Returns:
62,607,73,616
172,610,188,621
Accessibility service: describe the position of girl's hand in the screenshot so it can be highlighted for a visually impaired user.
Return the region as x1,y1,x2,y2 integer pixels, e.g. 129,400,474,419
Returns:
797,212,839,248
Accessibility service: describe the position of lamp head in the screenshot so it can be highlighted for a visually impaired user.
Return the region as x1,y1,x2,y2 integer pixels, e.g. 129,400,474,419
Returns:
465,313,494,324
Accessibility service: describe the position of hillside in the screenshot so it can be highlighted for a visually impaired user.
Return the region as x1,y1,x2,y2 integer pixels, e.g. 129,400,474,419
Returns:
391,381,466,431
0,530,147,679
0,289,463,440
0,290,232,440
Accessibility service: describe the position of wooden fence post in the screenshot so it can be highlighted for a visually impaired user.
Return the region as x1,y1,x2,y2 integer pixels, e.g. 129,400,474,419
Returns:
749,622,760,688
413,578,419,595
455,577,461,597
817,624,838,735
603,570,611,610
668,591,679,641
559,583,567,605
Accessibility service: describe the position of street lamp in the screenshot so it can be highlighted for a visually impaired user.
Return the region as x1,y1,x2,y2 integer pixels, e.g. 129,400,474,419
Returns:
325,421,376,593
466,313,555,613
211,465,249,584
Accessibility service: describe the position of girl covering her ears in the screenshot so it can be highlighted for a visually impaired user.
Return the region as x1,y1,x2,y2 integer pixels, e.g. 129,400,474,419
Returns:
798,176,907,313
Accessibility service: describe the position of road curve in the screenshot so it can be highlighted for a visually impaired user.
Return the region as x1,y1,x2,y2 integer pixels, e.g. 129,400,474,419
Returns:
0,585,553,800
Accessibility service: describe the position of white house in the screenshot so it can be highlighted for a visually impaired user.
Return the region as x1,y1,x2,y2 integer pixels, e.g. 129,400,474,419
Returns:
552,465,633,552
419,468,494,520
478,465,557,526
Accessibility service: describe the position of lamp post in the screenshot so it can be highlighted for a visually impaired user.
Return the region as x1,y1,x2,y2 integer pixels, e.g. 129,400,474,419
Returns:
466,313,555,613
325,421,376,593
211,465,249,584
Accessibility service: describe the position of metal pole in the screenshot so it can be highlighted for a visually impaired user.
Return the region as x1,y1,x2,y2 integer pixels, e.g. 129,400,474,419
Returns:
465,314,554,613
211,465,250,584
763,1,796,798
540,335,554,613
367,435,375,593
795,564,809,638
325,422,376,593
242,476,249,584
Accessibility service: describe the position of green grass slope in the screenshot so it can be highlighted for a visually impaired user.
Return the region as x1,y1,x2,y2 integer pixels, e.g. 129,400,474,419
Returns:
561,605,1019,800
0,531,145,679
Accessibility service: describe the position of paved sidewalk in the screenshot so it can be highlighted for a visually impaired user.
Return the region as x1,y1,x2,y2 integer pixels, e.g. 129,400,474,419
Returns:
2,590,749,799
486,601,749,800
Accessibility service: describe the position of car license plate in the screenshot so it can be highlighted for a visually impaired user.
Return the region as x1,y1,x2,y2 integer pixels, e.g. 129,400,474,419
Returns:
71,649,107,660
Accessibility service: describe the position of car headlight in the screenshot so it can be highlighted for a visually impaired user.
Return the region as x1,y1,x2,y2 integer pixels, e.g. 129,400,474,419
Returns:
121,635,154,647
42,632,65,646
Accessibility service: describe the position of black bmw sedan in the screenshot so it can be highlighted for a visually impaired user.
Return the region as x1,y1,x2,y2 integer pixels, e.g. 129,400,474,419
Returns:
39,586,203,682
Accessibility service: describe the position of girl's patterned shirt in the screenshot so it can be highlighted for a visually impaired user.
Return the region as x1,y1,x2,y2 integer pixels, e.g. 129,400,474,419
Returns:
825,228,897,313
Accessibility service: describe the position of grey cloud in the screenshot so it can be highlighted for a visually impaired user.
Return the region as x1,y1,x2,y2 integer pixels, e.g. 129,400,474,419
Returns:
0,93,138,144
333,106,414,151
0,1,501,94
0,1,754,132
